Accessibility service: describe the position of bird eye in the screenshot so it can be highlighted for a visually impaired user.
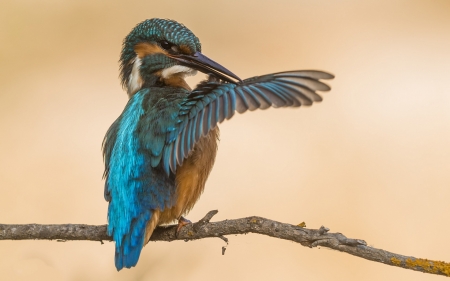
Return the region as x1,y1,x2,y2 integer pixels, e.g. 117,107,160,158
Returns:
159,40,174,50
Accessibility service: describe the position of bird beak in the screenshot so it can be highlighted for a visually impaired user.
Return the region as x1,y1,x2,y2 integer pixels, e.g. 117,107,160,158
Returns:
169,52,242,84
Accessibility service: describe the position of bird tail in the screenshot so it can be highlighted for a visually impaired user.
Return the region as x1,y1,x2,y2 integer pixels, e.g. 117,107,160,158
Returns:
114,210,151,271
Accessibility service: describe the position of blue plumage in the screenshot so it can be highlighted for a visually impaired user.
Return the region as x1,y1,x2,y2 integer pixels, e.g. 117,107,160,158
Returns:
104,89,182,269
103,18,333,271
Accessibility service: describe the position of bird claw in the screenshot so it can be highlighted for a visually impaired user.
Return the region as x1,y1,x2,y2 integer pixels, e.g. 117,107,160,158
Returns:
176,216,192,236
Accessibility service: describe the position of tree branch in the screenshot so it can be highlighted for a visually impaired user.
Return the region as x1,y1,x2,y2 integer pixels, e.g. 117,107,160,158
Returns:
1,210,449,277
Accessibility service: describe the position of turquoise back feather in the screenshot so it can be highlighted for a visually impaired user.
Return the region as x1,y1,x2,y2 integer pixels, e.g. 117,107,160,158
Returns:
103,88,186,270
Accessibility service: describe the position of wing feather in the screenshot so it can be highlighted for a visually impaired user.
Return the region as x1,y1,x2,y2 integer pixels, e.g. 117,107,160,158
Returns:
175,130,183,166
273,81,319,103
204,101,212,133
263,83,297,107
162,142,172,176
190,113,198,152
276,77,330,92
185,119,193,155
235,87,249,113
214,95,221,125
273,70,334,80
271,82,311,105
242,87,261,111
157,70,333,175
196,109,204,140
248,85,272,109
169,137,178,172
217,94,226,123
227,88,236,119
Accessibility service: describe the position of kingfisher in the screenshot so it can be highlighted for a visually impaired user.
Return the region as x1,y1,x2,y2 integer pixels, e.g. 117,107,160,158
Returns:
103,18,333,271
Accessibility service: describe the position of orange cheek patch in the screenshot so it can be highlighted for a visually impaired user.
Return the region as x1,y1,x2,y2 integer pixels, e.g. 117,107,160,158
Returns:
179,44,193,55
134,42,169,58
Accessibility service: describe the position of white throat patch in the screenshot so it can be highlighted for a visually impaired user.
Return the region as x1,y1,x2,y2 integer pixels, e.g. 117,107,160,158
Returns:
127,60,197,96
127,57,143,97
161,65,197,79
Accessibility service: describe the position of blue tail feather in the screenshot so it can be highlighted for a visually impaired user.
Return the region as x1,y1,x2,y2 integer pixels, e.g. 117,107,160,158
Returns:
114,210,151,271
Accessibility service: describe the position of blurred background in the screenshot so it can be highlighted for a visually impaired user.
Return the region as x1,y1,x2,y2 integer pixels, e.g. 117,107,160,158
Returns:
1,0,449,280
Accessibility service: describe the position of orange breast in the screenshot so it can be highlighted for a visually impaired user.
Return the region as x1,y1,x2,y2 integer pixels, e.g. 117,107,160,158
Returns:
144,76,217,245
159,127,219,224
145,128,218,244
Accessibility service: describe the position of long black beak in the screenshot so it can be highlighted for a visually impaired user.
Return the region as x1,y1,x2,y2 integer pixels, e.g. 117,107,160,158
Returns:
169,52,242,84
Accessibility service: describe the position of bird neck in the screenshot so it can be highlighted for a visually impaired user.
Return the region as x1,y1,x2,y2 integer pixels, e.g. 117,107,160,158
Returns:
126,74,191,98
159,73,192,91
126,61,193,98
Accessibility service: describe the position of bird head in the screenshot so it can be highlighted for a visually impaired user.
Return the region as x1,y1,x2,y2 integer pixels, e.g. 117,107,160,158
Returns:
120,18,241,96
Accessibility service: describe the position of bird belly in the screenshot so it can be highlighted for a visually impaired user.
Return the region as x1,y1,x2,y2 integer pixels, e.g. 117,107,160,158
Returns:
159,127,219,224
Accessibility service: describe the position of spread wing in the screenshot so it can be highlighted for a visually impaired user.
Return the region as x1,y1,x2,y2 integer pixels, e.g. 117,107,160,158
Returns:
153,70,334,175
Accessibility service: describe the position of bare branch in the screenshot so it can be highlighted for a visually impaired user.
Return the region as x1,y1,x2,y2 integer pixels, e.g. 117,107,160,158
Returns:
1,211,449,277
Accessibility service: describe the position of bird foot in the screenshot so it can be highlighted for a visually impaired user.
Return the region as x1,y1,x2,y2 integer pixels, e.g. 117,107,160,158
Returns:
176,216,192,235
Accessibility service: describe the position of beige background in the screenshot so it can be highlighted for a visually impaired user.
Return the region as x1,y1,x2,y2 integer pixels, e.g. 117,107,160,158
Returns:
1,0,450,280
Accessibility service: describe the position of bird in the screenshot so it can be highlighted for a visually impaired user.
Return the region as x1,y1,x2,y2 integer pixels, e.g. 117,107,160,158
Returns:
103,18,334,271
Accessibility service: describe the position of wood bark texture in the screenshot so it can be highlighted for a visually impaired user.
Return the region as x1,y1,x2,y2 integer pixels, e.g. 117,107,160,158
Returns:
1,210,449,277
